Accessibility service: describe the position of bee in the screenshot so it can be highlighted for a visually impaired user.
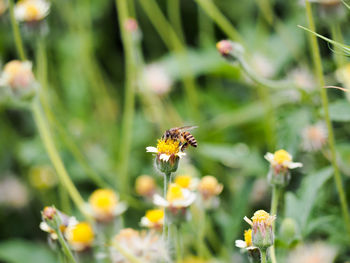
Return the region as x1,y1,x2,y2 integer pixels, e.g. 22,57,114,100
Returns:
163,126,198,151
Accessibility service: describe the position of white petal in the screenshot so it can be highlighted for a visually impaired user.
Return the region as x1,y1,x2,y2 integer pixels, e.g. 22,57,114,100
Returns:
153,194,169,207
140,217,152,227
243,216,253,226
159,154,170,161
264,152,274,163
287,162,303,169
176,152,186,158
39,222,50,232
235,240,247,248
114,202,128,215
146,146,158,153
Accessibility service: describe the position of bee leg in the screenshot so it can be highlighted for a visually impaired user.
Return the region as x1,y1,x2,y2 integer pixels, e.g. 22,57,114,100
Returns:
180,142,188,151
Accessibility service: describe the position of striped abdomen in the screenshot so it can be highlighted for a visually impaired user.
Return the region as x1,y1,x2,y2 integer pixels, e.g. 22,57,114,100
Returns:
182,131,197,147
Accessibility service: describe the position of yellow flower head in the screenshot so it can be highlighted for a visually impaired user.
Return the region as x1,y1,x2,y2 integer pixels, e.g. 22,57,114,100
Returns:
273,149,292,164
157,139,180,155
145,209,164,223
14,0,50,22
89,189,122,221
1,60,34,89
175,175,192,188
167,183,184,202
252,210,271,224
135,175,156,197
66,222,94,251
244,229,253,247
197,176,223,199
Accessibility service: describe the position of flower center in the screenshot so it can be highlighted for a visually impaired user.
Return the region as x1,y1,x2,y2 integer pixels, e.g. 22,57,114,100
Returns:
198,176,220,194
25,4,40,20
244,229,252,247
157,139,180,155
273,149,291,164
175,175,191,188
89,189,118,213
166,184,184,202
69,222,94,243
252,210,271,224
146,209,164,223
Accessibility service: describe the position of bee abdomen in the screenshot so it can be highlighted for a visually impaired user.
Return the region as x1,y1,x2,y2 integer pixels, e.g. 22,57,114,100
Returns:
183,132,197,147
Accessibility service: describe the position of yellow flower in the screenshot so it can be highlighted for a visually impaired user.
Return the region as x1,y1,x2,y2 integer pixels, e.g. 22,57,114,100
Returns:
244,229,253,247
197,176,223,199
14,0,50,22
265,149,302,169
135,175,156,197
146,139,185,162
235,228,256,250
153,183,196,208
65,222,94,252
140,209,164,229
88,189,127,222
175,175,191,188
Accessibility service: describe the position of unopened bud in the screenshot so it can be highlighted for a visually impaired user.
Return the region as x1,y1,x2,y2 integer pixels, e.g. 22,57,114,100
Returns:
124,18,138,33
42,206,56,220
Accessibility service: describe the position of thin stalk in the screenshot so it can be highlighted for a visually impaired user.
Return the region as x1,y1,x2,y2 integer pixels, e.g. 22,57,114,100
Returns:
269,186,280,263
32,101,90,219
194,0,243,43
115,0,136,194
163,173,169,241
305,0,350,237
58,181,71,214
8,0,26,60
330,23,346,68
56,226,78,263
138,0,199,118
260,249,267,263
36,38,108,189
167,0,185,43
198,5,215,47
173,225,182,262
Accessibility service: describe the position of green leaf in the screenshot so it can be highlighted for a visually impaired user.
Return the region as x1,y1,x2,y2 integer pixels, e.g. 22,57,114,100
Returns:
285,166,333,235
328,100,350,122
0,239,58,263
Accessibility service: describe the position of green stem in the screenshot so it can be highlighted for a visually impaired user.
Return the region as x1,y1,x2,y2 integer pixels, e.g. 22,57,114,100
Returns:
305,0,350,238
330,22,346,68
174,225,182,262
269,186,280,263
138,0,199,118
56,226,78,263
115,0,136,194
32,101,90,219
194,0,243,43
8,0,26,60
167,0,185,43
163,173,169,241
260,249,267,263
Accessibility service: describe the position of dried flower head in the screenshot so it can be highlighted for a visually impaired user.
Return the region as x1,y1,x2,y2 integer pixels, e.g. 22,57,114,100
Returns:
143,64,172,96
110,228,168,263
197,175,223,200
135,175,156,197
14,0,50,22
140,209,164,230
65,222,94,252
0,176,29,208
301,122,328,152
0,60,36,91
88,189,127,222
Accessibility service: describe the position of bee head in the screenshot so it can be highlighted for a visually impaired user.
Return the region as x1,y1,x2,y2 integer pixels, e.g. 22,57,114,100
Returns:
163,130,171,140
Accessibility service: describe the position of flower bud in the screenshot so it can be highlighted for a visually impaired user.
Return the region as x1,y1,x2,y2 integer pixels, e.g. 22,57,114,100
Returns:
244,210,276,250
42,206,56,220
135,175,156,197
216,40,244,62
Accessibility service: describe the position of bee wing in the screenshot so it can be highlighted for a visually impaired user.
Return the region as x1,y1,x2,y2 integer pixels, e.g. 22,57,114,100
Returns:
177,125,198,132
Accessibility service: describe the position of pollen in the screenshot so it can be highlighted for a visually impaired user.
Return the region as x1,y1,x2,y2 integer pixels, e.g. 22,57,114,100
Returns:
157,139,180,155
273,149,292,164
166,184,184,202
89,189,118,214
175,175,191,188
145,209,164,223
244,229,252,247
252,210,271,224
68,222,94,243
